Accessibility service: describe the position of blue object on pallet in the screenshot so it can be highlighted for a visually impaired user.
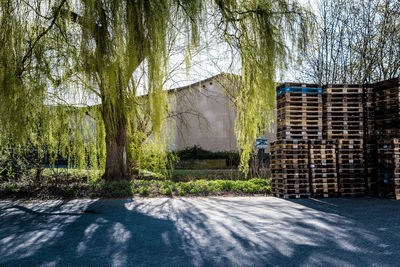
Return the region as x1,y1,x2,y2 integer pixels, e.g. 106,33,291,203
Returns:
276,86,322,95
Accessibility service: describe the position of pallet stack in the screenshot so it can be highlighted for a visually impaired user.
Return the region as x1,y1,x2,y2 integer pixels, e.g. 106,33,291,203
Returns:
365,142,378,196
363,84,376,140
337,139,366,197
363,84,378,196
376,139,400,199
271,77,400,199
323,84,364,140
309,140,338,197
322,84,365,197
270,140,310,199
371,78,400,198
276,83,323,140
271,83,323,198
373,78,400,138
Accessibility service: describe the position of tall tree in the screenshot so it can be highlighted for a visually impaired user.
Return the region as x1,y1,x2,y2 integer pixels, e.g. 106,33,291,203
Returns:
297,0,400,84
0,0,313,181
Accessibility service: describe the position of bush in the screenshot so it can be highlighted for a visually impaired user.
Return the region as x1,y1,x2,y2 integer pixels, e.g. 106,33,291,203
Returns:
0,176,271,199
138,186,149,196
176,146,240,166
63,187,76,198
4,184,19,194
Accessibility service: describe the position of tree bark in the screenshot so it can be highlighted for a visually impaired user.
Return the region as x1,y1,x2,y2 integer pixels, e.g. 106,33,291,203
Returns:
101,100,129,182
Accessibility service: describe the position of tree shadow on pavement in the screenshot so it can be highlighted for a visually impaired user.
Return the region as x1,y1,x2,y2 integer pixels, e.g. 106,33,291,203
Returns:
0,197,399,267
0,199,193,266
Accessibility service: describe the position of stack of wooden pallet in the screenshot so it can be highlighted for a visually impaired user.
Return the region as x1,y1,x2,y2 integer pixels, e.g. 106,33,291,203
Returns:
373,78,400,138
322,84,365,197
309,140,338,197
365,142,378,196
366,78,400,198
270,140,310,199
276,83,323,140
323,84,364,140
376,139,400,199
337,139,366,197
363,84,378,196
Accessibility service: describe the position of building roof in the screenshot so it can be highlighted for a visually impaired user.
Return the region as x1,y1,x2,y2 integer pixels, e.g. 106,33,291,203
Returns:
168,72,238,93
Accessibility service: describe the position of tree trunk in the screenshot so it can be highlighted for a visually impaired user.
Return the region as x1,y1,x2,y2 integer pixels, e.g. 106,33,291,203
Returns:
101,100,129,182
103,136,128,181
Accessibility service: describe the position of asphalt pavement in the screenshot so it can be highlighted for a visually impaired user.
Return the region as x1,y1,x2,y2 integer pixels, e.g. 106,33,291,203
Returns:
0,197,399,267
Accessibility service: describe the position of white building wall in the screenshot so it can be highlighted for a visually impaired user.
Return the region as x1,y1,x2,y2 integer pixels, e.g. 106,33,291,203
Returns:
169,74,276,152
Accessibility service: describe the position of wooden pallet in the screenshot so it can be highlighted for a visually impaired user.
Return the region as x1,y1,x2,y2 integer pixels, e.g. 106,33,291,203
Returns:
324,84,363,94
312,183,338,190
338,139,363,146
310,173,337,179
325,107,363,113
326,134,364,140
327,121,363,127
270,139,309,147
271,152,309,158
326,130,364,135
277,134,323,140
338,168,365,174
373,77,400,90
276,82,321,91
337,159,364,165
377,138,400,147
311,177,337,184
277,93,322,100
277,97,322,104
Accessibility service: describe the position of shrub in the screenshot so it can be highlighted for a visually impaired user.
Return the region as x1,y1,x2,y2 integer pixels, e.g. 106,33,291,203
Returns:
5,184,19,194
0,175,271,199
176,146,240,166
138,186,149,196
177,190,186,196
159,186,172,195
63,187,76,198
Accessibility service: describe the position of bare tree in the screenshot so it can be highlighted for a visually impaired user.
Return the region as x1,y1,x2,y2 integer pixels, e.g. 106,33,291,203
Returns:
297,0,400,84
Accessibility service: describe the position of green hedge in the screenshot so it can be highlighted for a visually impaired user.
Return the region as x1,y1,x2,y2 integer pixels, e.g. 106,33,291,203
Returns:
1,178,271,199
89,178,270,198
176,146,240,166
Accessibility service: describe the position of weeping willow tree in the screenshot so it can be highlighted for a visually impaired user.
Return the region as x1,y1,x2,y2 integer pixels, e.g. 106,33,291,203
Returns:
0,0,313,181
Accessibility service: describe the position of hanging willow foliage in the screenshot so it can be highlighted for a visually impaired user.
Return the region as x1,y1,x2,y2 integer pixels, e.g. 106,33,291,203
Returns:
0,0,313,181
215,0,314,172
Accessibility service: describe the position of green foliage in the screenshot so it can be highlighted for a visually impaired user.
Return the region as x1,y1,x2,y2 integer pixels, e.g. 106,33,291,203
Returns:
138,186,150,196
165,169,269,182
0,0,313,180
219,1,314,173
0,175,270,198
4,184,19,194
63,187,76,198
129,135,178,176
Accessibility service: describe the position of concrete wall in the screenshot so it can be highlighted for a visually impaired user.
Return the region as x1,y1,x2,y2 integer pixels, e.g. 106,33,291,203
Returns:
170,75,237,152
169,74,276,152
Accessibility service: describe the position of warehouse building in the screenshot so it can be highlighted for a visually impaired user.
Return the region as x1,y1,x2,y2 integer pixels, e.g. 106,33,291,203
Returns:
169,73,277,153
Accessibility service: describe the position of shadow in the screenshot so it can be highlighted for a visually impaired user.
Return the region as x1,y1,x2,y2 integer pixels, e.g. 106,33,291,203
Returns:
1,205,83,216
0,199,193,266
0,197,399,266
